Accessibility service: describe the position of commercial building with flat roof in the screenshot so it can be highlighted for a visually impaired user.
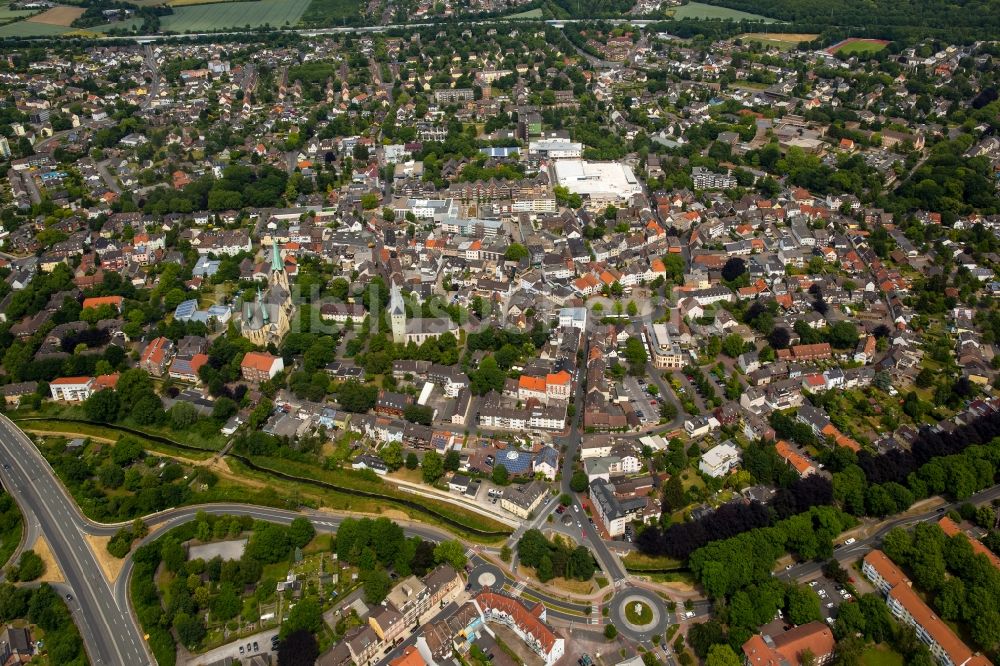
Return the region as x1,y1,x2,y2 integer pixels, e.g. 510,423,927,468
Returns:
552,160,642,208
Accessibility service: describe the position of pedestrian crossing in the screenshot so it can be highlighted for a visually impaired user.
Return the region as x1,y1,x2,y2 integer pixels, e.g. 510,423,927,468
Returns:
589,603,602,625
510,581,527,597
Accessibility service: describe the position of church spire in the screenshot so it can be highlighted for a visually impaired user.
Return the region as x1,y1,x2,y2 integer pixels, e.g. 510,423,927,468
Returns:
271,241,282,273
258,286,269,323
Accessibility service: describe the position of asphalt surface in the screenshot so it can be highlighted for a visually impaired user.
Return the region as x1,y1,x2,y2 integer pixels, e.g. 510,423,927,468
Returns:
779,483,1000,583
7,407,998,666
549,347,630,584
0,415,152,666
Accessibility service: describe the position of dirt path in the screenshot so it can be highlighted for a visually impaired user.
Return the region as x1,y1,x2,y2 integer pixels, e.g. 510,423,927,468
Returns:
24,429,117,444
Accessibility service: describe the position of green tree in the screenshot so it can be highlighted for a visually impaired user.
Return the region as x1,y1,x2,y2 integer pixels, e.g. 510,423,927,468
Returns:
288,517,316,549
505,243,529,261
604,623,618,640
422,451,445,484
84,389,120,422
381,441,404,471
706,645,742,666
405,452,419,470
570,471,588,492
362,569,392,604
281,597,322,637
433,540,468,569
173,612,206,649
12,550,44,582
491,464,509,486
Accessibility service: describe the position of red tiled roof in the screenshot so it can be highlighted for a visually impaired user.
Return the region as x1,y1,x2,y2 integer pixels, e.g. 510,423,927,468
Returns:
141,337,172,366
938,517,1000,571
241,351,280,372
475,590,556,654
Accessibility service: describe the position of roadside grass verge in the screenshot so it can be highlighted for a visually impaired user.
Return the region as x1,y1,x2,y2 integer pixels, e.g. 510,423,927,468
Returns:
243,455,511,542
10,415,511,542
16,418,214,461
622,551,686,572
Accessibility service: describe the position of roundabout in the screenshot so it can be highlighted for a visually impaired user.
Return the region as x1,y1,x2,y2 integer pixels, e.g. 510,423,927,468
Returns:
468,561,508,592
609,587,668,642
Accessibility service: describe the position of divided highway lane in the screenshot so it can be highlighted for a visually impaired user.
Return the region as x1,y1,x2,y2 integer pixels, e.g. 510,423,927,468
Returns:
0,415,152,666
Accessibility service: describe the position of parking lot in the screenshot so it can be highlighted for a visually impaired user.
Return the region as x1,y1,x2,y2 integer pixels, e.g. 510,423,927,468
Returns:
188,628,277,665
806,575,854,624
621,376,661,424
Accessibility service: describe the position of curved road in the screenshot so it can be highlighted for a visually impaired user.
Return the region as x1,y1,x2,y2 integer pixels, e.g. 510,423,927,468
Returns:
7,411,996,666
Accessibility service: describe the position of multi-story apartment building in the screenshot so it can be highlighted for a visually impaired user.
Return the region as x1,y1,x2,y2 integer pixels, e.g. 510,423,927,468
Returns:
863,550,992,666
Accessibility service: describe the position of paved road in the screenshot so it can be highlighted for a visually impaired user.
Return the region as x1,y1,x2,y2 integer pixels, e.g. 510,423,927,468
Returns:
0,415,152,666
550,349,630,584
780,484,1000,582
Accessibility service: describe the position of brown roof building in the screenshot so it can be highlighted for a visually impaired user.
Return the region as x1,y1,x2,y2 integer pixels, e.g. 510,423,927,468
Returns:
742,621,835,666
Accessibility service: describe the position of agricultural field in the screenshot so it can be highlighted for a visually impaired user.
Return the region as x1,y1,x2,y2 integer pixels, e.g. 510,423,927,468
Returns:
29,4,84,24
168,0,239,6
156,0,310,32
0,1,36,22
827,37,890,55
739,31,817,49
299,0,359,26
0,19,71,36
669,2,774,22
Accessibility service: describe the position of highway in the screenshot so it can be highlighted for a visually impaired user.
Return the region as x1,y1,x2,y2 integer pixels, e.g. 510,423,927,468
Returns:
0,415,152,666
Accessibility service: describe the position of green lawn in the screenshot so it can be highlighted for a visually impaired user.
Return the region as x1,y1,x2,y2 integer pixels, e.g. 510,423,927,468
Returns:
625,600,653,624
153,0,311,32
669,2,774,21
834,39,889,55
861,645,905,666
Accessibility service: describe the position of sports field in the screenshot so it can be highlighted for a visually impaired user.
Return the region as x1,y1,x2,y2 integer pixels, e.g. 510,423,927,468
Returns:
669,2,774,22
827,38,890,55
157,0,310,31
740,32,817,49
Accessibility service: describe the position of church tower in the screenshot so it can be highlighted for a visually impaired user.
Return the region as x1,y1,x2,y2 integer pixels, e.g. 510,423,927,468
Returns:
270,241,289,291
389,283,407,344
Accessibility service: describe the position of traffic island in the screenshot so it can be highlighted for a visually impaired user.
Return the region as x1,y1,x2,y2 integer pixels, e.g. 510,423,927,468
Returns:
610,588,668,642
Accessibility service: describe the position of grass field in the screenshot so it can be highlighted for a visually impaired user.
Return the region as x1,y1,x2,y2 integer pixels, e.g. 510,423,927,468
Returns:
0,19,71,35
828,38,890,55
30,5,84,25
299,0,357,26
0,1,35,21
861,645,905,666
507,7,542,18
669,2,774,22
168,0,239,6
156,0,310,31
